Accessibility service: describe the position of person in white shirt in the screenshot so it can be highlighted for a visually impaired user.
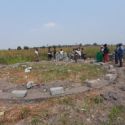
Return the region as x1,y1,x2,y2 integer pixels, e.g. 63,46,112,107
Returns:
76,48,81,58
59,49,64,60
60,49,64,55
34,48,39,61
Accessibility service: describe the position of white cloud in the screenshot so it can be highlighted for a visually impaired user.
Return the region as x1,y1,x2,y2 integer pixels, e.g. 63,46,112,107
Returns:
44,22,57,28
29,22,58,33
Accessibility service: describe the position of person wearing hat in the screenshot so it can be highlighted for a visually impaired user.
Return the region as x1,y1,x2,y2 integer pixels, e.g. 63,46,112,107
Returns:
118,43,124,67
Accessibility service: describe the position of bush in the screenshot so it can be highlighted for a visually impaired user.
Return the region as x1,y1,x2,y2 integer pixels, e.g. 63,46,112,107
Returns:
17,46,22,50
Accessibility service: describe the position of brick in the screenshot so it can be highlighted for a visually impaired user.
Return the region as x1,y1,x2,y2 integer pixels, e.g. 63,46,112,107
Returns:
50,87,64,96
12,90,27,98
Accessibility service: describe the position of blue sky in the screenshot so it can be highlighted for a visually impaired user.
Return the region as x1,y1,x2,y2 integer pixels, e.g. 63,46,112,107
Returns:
0,0,125,49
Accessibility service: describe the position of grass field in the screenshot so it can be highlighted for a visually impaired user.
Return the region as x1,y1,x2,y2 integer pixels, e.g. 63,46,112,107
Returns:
0,45,119,125
0,45,115,64
0,61,105,84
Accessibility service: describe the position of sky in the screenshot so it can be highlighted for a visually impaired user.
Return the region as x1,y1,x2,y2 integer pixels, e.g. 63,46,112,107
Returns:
0,0,125,49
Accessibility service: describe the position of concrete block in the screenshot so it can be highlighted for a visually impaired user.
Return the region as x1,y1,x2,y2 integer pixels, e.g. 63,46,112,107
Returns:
50,87,64,96
12,90,27,98
109,65,114,69
108,68,117,74
85,79,102,88
99,62,105,65
94,63,101,66
104,74,117,81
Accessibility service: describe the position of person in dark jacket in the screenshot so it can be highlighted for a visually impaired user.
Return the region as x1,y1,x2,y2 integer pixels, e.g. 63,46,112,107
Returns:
48,47,52,61
81,48,86,60
118,43,124,67
114,44,119,64
53,47,56,60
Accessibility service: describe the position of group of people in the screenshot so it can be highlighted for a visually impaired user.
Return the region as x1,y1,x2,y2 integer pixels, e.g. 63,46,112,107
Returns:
47,47,65,61
70,48,86,62
47,47,86,62
34,44,124,67
96,43,124,67
96,44,110,63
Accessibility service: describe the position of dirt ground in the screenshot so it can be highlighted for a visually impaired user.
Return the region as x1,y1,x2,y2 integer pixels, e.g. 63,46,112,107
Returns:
0,62,125,125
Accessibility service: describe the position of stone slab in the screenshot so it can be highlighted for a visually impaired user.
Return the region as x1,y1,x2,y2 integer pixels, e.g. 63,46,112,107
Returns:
0,92,13,99
65,86,89,95
109,65,114,69
86,79,101,88
104,74,117,81
12,90,27,98
108,69,117,74
50,87,64,96
25,89,50,100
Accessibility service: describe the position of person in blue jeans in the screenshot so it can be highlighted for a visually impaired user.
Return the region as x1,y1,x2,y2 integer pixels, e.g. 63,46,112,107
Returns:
118,43,124,67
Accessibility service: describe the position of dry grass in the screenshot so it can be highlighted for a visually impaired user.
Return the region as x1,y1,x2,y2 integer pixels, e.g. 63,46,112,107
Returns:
0,61,105,84
0,45,115,64
1,91,124,125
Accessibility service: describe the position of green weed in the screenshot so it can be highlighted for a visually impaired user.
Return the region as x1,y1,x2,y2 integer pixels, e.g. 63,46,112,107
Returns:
31,117,41,125
108,105,125,124
20,107,31,119
93,96,103,104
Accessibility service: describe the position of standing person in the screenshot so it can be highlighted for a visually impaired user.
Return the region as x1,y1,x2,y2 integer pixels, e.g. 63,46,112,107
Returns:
114,44,119,64
59,49,64,60
70,48,75,60
76,48,81,59
100,46,104,53
34,48,39,62
96,46,104,62
118,43,124,67
48,47,52,61
59,49,64,55
103,44,109,62
81,48,86,60
74,48,79,63
53,47,56,60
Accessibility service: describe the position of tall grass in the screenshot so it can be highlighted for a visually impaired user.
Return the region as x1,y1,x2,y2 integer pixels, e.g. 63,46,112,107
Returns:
0,45,115,64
